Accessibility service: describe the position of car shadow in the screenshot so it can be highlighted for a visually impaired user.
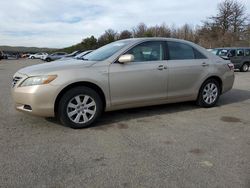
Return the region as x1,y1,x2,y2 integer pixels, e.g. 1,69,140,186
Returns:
45,88,250,128
218,88,250,105
94,88,250,127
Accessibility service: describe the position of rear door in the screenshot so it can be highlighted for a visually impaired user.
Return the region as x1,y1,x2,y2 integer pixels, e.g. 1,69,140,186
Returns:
244,49,250,62
166,41,209,99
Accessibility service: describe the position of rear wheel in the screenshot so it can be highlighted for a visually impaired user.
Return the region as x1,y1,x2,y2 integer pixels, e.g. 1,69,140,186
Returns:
197,79,220,108
46,58,51,62
240,63,249,72
58,86,103,129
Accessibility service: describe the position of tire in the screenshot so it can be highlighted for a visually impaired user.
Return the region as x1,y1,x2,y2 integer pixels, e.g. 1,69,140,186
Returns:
58,86,103,129
31,56,34,59
240,63,249,72
197,79,221,108
46,58,51,62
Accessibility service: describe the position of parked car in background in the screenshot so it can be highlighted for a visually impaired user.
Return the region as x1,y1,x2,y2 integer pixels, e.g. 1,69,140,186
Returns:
6,53,20,60
11,38,234,129
21,53,30,58
60,51,83,60
65,51,82,58
44,52,68,62
29,52,48,59
211,47,250,72
0,51,8,60
0,51,3,60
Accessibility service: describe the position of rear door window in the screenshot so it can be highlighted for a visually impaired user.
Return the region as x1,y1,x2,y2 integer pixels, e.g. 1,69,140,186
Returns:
167,41,206,60
167,42,194,60
245,49,250,56
193,48,207,59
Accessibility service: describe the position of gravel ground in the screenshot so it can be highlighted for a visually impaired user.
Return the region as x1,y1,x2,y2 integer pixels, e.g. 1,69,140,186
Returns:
0,59,249,188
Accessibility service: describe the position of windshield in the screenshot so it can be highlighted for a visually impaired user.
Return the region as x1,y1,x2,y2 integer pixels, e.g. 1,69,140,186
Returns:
68,51,78,56
211,49,218,55
217,49,229,56
83,40,131,61
75,50,92,59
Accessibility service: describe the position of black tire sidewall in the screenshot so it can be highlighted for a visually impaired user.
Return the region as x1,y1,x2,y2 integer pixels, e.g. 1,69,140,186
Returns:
197,79,220,108
58,86,103,129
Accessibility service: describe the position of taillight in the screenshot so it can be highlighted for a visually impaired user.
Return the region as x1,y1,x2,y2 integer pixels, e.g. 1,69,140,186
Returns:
227,63,234,71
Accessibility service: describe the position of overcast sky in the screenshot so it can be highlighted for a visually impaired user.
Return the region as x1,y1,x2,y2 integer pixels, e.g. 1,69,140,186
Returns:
0,0,249,48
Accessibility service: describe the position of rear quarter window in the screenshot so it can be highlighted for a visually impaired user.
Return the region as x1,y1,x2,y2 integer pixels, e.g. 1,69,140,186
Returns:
245,49,250,56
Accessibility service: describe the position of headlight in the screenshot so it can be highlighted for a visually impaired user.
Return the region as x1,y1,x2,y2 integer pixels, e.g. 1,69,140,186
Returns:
20,75,57,87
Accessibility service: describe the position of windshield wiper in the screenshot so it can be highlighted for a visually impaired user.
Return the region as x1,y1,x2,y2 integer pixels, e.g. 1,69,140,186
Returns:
75,57,88,61
81,57,88,61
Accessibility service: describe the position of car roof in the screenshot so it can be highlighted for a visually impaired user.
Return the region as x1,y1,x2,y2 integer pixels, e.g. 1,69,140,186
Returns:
120,37,194,43
213,47,250,50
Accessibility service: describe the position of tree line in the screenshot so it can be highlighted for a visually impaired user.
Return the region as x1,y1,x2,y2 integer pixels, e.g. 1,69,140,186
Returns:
62,0,250,53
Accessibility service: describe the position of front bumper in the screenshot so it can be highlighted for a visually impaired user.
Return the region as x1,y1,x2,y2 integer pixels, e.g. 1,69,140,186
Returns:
11,73,59,117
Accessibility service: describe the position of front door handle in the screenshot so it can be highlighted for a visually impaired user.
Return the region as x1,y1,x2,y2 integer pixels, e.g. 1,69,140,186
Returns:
157,65,167,70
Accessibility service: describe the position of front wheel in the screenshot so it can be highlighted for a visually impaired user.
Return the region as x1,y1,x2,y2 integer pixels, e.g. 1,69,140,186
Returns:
240,63,249,72
197,79,220,108
58,86,103,129
46,58,51,62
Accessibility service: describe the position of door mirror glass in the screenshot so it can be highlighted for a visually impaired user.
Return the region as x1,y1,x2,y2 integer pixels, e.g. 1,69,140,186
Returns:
118,54,134,64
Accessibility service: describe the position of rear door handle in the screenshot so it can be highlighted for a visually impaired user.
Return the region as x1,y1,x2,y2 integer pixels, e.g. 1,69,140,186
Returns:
202,62,209,67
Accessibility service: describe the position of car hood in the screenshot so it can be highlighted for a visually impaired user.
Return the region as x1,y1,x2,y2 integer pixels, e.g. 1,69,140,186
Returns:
18,59,98,76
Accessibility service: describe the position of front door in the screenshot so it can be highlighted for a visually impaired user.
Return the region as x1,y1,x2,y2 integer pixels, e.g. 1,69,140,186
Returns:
109,41,168,106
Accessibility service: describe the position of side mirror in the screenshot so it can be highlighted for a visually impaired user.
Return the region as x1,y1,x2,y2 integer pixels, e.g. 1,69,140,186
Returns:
118,54,134,64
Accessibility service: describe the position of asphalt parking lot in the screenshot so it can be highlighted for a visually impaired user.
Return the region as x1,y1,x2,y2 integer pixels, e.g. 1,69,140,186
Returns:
0,59,249,187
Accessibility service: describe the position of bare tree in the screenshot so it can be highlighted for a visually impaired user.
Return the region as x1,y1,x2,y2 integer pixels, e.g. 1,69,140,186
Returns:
147,24,171,37
211,0,234,34
132,23,147,37
98,29,118,47
231,2,248,40
200,0,248,47
119,30,132,39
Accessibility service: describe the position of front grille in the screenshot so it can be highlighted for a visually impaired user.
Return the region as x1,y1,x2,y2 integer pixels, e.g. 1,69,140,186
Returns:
12,76,22,88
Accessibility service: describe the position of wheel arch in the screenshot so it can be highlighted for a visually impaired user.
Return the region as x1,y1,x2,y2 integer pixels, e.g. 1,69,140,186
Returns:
199,76,223,96
54,81,106,116
242,61,250,66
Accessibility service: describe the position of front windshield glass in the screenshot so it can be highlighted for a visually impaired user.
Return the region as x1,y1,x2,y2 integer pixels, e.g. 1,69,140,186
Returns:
83,40,131,61
75,51,91,59
211,49,218,55
217,49,229,56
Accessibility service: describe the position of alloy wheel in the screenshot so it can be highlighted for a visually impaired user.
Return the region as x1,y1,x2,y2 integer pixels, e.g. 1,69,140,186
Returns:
242,64,249,72
67,95,96,124
202,83,218,105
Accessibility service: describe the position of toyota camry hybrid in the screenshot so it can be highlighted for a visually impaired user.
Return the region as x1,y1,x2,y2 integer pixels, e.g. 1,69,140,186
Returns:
11,38,235,128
